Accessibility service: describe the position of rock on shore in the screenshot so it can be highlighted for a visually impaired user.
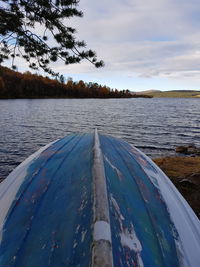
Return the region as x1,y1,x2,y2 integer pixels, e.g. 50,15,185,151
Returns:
175,144,200,155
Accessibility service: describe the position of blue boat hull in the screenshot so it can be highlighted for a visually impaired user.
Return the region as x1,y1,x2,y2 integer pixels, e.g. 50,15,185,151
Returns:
0,131,199,266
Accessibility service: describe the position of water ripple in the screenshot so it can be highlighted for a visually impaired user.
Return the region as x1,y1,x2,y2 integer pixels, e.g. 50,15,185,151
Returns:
0,98,200,180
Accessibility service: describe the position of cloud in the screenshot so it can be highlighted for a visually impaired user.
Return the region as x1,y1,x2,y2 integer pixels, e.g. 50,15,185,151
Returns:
3,0,200,85
60,0,200,80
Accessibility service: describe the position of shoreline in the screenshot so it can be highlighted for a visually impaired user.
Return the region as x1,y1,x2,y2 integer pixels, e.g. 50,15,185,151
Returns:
153,155,200,219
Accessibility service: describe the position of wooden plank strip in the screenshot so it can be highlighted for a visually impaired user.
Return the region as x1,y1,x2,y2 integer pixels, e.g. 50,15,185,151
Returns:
92,129,113,267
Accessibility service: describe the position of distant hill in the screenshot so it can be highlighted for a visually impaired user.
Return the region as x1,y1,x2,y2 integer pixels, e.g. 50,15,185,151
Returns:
135,89,161,94
138,90,200,98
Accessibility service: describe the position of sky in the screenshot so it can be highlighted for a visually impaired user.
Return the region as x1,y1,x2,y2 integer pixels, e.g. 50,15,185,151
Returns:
4,0,200,91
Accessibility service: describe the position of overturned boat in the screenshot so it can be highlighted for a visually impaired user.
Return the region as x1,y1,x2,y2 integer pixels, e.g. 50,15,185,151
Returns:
0,130,199,267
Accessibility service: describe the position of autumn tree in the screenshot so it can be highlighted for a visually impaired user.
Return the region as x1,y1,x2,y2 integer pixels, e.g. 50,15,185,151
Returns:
0,0,104,77
0,76,5,90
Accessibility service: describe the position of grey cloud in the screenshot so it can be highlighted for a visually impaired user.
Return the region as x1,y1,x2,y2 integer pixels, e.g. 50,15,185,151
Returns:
11,0,200,81
72,0,200,79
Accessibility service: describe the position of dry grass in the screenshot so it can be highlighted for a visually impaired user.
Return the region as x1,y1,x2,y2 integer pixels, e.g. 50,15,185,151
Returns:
154,156,200,219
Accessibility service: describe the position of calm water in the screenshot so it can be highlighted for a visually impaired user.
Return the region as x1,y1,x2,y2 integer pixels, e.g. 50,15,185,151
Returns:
0,98,200,180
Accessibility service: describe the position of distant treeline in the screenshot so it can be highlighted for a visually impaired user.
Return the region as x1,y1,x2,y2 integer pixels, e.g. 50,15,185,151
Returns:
0,66,151,99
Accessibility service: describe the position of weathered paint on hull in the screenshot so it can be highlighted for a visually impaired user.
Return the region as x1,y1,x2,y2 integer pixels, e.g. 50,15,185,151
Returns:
0,131,199,267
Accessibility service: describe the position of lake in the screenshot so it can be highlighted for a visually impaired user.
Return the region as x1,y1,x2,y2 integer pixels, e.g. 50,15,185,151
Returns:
0,98,200,180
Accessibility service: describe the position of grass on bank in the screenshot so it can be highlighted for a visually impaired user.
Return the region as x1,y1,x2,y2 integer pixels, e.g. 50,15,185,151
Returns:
154,156,200,219
145,90,200,98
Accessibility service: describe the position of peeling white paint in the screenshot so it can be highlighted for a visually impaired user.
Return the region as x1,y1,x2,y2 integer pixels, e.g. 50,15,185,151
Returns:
0,140,57,243
130,145,200,267
137,254,144,267
75,224,80,234
73,241,77,249
111,195,125,221
79,200,85,211
81,230,87,243
120,226,142,252
111,194,144,267
42,244,46,250
120,223,144,267
104,155,123,180
93,221,111,242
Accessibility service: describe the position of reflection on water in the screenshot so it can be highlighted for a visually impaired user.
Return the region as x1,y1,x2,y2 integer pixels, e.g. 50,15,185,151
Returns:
0,98,200,179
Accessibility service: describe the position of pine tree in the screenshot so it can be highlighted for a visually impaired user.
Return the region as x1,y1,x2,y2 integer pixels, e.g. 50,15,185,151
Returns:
0,0,104,77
